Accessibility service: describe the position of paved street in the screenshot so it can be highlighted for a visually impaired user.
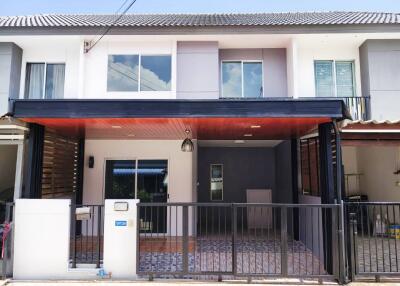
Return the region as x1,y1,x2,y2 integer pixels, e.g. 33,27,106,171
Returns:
3,280,400,286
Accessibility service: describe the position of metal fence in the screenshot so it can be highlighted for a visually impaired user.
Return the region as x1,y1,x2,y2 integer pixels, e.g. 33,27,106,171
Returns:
303,96,371,121
339,96,371,121
70,204,104,268
345,202,400,280
137,203,343,280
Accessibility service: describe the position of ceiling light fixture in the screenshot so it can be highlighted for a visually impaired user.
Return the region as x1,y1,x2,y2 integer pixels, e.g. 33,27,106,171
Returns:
111,125,122,129
244,134,253,137
250,125,261,129
181,129,194,152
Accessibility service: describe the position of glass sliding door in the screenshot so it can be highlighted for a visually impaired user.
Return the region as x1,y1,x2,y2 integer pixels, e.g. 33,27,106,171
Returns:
104,160,136,199
104,159,168,233
137,160,168,233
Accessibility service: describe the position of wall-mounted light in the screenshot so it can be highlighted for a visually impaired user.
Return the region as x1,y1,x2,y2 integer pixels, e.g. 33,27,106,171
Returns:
181,129,194,152
88,156,95,168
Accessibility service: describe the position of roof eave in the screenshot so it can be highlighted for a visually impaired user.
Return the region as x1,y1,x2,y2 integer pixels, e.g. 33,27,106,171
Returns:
1,23,400,36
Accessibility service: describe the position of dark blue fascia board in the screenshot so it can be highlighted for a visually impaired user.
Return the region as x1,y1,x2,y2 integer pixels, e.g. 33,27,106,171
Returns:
11,98,351,120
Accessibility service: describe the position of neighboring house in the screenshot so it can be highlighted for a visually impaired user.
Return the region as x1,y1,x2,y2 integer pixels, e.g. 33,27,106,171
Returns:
0,12,399,282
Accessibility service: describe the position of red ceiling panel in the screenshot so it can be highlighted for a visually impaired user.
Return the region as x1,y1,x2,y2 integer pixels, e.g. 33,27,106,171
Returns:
21,117,331,140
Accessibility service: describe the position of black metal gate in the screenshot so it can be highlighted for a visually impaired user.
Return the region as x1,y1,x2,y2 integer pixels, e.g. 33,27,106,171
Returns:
346,202,400,281
70,204,104,268
137,202,342,280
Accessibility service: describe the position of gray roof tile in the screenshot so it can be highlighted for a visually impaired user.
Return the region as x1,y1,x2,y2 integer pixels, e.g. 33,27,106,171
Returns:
0,12,399,28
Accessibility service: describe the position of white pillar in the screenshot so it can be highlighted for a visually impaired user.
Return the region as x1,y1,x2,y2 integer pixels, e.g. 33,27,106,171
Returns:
287,38,299,99
13,141,24,200
103,199,139,279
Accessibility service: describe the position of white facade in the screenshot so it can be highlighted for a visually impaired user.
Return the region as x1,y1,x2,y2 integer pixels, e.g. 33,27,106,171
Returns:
83,139,196,205
294,35,363,99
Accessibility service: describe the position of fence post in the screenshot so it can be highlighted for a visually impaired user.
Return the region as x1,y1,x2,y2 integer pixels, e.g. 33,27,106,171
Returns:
96,206,102,268
232,204,237,276
337,202,347,284
281,207,288,276
349,212,358,281
70,203,77,268
331,206,340,279
182,205,189,275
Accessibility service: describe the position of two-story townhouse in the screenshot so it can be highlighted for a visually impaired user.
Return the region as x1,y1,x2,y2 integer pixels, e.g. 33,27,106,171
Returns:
0,12,399,282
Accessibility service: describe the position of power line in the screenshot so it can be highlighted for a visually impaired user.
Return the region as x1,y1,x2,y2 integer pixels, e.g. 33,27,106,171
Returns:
115,0,132,14
85,0,139,53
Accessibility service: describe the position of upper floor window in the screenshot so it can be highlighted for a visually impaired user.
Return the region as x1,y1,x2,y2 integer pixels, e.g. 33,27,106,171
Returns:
107,54,171,92
25,63,65,99
221,61,263,98
314,60,355,97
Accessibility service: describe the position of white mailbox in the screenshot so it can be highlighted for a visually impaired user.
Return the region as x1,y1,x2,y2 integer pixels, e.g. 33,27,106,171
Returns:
103,199,139,279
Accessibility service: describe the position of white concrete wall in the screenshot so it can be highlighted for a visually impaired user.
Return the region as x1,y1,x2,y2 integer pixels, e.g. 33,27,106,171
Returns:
13,199,88,280
83,139,195,204
13,199,142,280
357,146,400,202
103,199,139,279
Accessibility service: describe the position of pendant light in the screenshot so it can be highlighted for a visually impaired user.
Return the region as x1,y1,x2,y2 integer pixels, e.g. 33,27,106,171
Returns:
181,129,194,152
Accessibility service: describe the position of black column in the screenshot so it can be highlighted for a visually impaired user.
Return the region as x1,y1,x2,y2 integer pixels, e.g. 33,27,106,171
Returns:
318,122,335,204
291,138,299,240
24,123,44,198
318,122,335,274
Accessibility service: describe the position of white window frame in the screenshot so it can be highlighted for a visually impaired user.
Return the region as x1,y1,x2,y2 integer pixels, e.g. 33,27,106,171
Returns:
220,60,264,98
314,60,356,98
107,54,172,93
24,62,66,99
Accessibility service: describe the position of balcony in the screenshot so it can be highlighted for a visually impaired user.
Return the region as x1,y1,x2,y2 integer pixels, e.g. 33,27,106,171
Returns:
300,96,371,121
335,96,371,121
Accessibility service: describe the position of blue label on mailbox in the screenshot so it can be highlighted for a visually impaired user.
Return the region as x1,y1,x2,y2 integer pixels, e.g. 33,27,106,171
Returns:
115,220,127,226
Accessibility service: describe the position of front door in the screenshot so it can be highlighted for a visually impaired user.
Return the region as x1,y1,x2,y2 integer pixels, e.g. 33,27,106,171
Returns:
104,159,168,233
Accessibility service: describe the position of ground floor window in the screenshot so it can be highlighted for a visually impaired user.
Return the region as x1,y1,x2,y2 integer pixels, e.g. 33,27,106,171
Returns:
300,138,320,196
210,164,223,201
104,159,168,202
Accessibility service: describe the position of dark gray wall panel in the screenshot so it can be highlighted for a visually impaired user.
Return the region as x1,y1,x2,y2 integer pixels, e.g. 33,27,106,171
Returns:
0,42,22,115
177,41,219,99
197,147,276,203
274,140,293,204
359,39,400,120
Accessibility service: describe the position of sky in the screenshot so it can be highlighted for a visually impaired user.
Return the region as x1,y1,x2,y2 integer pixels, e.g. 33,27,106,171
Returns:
0,0,399,16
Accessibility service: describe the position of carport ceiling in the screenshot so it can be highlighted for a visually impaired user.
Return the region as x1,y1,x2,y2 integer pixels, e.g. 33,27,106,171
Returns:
21,117,329,140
